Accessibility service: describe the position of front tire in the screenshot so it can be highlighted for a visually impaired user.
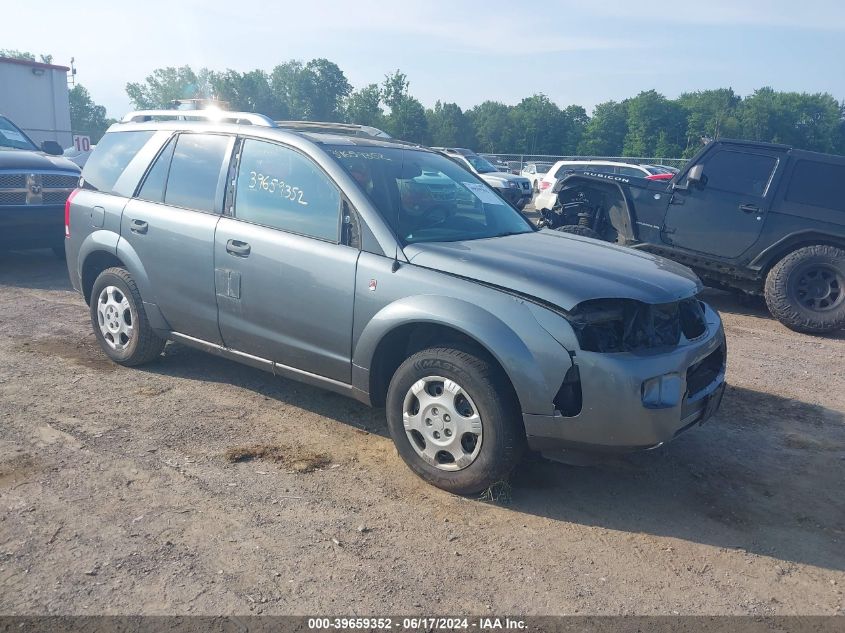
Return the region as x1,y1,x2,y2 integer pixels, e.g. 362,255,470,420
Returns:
385,347,525,495
90,267,166,366
555,225,602,240
764,245,845,334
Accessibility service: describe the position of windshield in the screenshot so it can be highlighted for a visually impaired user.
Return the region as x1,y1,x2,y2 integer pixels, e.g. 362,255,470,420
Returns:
328,146,535,245
0,117,37,151
464,155,499,174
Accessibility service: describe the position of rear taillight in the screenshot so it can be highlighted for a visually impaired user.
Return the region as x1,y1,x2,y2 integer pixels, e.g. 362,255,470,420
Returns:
65,188,79,238
646,173,673,181
540,180,551,190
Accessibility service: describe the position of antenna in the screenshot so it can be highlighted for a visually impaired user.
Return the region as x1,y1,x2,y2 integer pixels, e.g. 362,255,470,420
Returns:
67,57,76,87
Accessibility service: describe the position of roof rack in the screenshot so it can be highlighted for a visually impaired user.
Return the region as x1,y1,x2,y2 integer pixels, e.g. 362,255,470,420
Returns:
120,110,276,127
274,120,391,138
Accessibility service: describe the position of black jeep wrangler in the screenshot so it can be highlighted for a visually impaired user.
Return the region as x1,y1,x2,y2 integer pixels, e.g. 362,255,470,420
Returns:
0,114,81,256
537,139,845,334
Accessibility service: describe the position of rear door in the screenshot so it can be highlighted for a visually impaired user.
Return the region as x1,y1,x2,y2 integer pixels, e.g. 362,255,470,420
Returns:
663,148,781,258
214,137,358,383
121,132,234,344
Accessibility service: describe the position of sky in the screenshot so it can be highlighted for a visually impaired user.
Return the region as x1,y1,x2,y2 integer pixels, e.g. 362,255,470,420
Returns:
5,0,845,118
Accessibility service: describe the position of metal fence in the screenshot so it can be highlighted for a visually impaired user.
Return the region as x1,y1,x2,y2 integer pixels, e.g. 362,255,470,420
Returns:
482,154,688,170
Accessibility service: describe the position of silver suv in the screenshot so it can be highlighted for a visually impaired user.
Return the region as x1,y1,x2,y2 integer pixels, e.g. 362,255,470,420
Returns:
64,110,727,494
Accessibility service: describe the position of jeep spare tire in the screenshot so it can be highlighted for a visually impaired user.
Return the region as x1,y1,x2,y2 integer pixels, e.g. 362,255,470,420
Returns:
764,245,845,334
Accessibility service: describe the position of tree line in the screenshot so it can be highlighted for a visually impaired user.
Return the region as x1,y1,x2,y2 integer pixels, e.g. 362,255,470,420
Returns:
4,51,844,157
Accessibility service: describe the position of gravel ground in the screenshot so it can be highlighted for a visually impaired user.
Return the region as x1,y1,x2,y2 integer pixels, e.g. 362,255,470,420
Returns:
0,248,843,616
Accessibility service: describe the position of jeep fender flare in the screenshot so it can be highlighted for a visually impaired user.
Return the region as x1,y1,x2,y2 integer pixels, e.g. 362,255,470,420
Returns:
352,294,564,415
554,174,638,243
748,229,845,274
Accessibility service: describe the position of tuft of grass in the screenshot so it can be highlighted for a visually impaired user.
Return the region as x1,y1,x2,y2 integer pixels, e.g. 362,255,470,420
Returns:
478,480,513,504
224,444,332,473
224,444,286,463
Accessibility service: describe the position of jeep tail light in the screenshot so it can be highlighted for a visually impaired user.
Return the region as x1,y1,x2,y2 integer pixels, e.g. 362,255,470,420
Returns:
540,180,551,190
65,188,79,238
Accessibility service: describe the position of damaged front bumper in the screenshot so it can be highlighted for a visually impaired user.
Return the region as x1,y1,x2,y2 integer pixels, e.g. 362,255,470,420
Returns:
524,301,727,453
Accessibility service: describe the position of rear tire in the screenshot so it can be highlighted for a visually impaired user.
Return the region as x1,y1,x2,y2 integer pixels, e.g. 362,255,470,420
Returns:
385,346,525,495
764,245,845,334
89,267,166,366
555,225,602,240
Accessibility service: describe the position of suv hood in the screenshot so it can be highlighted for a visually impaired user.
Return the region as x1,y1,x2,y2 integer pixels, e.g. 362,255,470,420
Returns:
478,171,528,185
0,149,80,173
404,230,702,311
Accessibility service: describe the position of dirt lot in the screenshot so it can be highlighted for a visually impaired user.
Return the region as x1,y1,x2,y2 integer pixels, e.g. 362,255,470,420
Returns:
1,249,844,616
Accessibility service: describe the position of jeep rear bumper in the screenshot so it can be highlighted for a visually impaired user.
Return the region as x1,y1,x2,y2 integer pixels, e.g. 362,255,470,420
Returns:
523,307,727,453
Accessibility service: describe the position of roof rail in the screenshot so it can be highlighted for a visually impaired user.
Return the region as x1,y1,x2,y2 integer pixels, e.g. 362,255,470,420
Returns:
274,120,391,138
120,110,276,127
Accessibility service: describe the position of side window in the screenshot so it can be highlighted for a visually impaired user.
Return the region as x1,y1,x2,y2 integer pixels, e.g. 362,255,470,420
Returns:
618,166,645,178
785,160,845,212
136,136,175,203
164,134,232,213
234,139,341,242
81,131,155,193
701,151,777,196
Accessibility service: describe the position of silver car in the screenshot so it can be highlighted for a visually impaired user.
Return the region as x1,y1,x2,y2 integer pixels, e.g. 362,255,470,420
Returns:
64,110,726,494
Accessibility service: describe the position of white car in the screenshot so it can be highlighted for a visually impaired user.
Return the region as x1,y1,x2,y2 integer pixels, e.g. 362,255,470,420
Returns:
520,162,554,192
534,160,667,210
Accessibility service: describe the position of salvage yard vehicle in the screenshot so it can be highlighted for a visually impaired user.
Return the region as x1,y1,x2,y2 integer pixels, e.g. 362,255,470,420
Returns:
533,159,662,210
433,147,533,210
65,110,726,494
537,139,845,334
521,162,554,192
0,114,80,255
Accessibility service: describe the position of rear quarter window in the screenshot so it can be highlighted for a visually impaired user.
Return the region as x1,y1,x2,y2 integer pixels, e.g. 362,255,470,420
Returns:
81,131,155,193
785,159,845,212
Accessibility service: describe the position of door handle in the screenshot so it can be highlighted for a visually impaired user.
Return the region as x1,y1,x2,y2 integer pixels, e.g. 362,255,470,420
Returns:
739,203,760,214
226,239,251,257
129,219,148,234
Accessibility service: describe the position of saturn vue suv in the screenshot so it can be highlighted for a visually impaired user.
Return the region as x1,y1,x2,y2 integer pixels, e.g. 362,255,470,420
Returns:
64,110,727,494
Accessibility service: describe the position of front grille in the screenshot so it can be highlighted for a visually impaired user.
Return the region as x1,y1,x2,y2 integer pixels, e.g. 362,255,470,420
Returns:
0,172,77,206
569,296,709,353
42,174,79,188
0,191,26,205
43,190,72,205
0,173,26,188
686,345,725,397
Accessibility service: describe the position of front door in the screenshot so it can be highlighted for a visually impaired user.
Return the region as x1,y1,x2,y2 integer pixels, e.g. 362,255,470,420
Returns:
662,148,781,259
121,132,234,344
214,137,358,383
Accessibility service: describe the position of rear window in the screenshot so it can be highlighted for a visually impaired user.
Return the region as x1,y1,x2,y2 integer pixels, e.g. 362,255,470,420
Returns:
163,134,231,213
785,159,845,212
81,131,155,193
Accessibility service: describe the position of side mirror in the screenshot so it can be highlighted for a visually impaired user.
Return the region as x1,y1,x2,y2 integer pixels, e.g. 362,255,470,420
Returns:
686,164,705,188
41,140,64,156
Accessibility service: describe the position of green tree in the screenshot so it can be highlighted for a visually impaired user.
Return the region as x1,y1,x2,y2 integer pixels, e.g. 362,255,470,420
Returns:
426,101,476,148
380,71,429,143
69,85,114,142
623,90,686,157
209,69,286,119
0,49,52,63
678,88,741,156
509,94,566,155
269,59,350,121
578,101,627,156
466,101,514,152
345,83,384,128
126,65,213,109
